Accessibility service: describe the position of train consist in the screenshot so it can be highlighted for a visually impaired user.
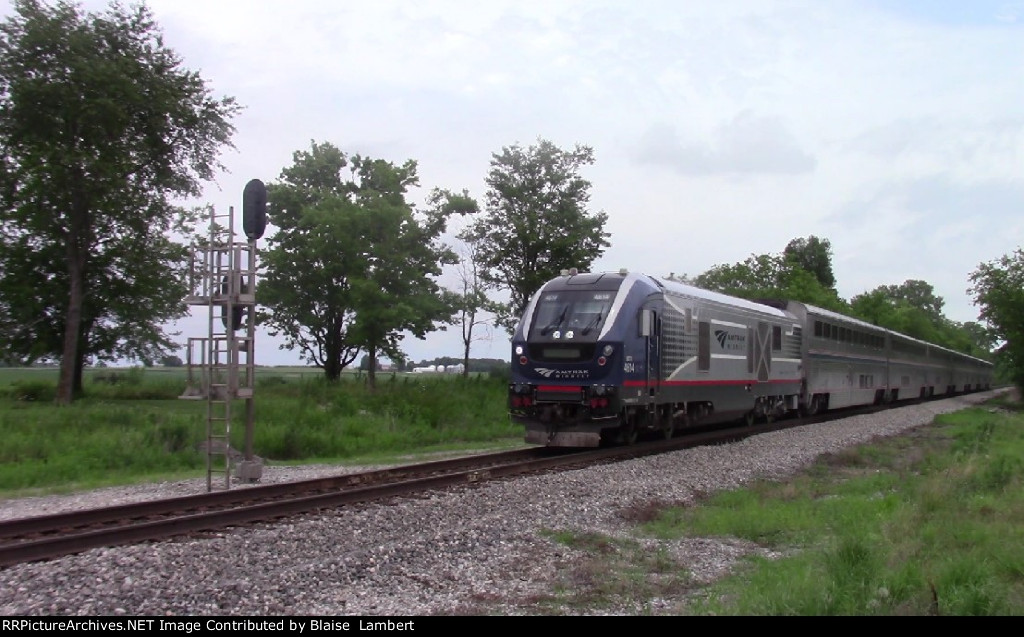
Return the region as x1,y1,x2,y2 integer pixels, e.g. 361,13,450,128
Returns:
508,269,994,447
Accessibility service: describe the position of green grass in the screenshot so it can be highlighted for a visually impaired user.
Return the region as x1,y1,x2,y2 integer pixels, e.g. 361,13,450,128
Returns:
530,394,1024,615
0,366,519,495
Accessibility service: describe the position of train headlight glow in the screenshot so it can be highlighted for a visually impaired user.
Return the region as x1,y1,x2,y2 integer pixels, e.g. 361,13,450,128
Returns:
515,345,524,356
603,345,613,356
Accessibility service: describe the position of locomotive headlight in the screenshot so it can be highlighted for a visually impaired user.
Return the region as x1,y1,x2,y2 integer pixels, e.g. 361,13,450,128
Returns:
515,345,524,356
602,345,614,357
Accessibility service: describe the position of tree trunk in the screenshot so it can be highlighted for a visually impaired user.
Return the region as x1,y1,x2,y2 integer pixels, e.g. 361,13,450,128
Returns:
70,316,94,398
57,199,89,404
56,256,84,405
366,343,377,391
461,307,476,378
324,355,340,381
324,316,342,381
73,344,86,398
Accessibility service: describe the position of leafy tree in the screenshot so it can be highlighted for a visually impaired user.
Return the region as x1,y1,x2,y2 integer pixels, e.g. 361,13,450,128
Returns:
848,280,989,356
450,235,494,378
846,288,891,326
0,236,63,365
259,142,460,387
969,249,1024,391
957,320,996,356
691,251,846,311
428,188,491,377
464,138,610,332
780,267,847,311
345,157,461,390
932,320,993,360
258,141,360,380
849,280,945,341
0,0,239,403
783,235,836,289
882,280,946,324
691,253,786,297
889,304,942,344
258,193,362,380
161,355,184,367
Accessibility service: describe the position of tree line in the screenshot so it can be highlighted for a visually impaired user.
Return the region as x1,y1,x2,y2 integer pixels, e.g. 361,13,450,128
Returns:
674,236,994,360
2,1,1023,404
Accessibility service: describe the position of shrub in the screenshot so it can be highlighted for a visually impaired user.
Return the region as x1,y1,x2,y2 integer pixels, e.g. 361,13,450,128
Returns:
257,375,288,388
8,381,55,402
488,365,510,383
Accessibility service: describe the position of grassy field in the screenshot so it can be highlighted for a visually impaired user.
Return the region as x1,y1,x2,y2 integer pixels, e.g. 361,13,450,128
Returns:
532,393,1024,616
0,365,519,495
0,365,327,387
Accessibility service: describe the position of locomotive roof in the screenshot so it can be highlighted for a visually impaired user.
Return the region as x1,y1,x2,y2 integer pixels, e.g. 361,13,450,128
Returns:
646,275,792,319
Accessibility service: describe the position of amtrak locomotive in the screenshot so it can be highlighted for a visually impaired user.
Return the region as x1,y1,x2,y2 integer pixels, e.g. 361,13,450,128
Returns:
508,269,994,447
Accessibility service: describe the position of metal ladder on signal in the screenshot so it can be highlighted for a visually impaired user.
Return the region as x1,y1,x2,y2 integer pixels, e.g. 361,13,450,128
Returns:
186,205,257,491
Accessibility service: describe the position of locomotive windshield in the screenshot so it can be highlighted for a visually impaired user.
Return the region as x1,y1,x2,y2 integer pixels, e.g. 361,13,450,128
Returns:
532,290,613,339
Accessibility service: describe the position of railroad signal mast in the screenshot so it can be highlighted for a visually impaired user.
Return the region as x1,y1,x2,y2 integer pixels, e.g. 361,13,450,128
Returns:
182,179,267,491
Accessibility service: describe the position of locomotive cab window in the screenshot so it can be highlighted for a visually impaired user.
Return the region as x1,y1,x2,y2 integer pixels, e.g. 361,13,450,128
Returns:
532,291,613,337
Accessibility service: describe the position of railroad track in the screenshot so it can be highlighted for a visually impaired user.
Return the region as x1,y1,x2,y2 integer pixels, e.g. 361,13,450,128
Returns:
0,397,947,568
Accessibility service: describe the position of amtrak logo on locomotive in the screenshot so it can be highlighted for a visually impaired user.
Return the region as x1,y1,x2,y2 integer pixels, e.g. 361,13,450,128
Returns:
534,367,591,379
714,329,746,351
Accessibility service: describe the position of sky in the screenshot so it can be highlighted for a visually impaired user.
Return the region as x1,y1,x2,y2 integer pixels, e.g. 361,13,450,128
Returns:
3,0,1023,367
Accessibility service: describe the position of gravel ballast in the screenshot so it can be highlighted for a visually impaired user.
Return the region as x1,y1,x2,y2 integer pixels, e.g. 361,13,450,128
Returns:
0,391,1004,615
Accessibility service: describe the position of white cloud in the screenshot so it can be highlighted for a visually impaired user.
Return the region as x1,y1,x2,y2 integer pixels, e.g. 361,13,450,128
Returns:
2,0,1022,364
634,112,817,175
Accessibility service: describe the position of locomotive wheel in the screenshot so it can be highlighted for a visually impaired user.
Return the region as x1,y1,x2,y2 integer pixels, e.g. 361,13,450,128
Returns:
599,429,619,447
660,410,675,440
617,418,639,445
805,395,821,416
619,426,638,446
